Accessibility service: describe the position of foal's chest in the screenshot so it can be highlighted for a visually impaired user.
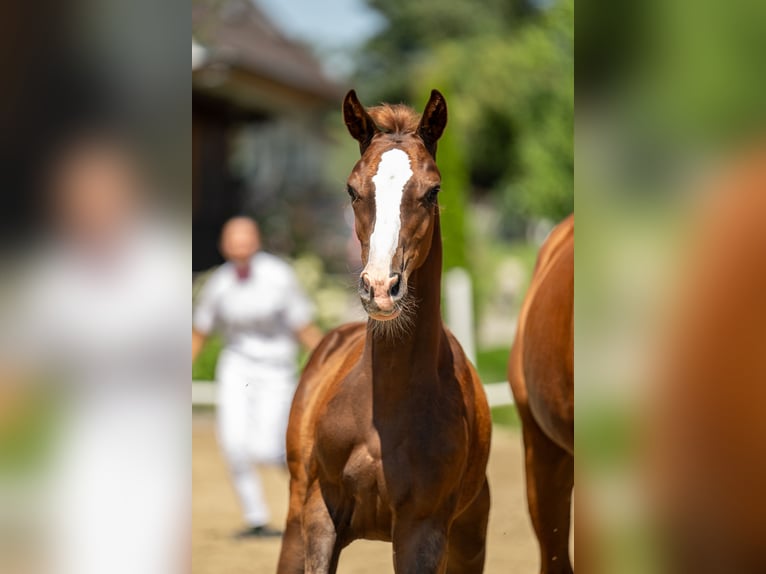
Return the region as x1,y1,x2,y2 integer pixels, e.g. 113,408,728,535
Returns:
317,425,393,539
312,372,467,538
317,417,388,501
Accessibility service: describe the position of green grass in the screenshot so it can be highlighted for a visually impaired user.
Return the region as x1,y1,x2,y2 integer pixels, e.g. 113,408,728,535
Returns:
578,403,638,468
192,335,221,381
476,347,510,384
476,347,520,428
0,391,58,475
490,404,520,428
195,340,513,383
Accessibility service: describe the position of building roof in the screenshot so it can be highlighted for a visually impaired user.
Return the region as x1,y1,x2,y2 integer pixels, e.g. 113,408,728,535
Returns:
193,0,341,114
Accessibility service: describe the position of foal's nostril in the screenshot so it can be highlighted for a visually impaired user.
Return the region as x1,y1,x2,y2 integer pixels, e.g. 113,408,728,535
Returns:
359,274,374,301
389,273,401,298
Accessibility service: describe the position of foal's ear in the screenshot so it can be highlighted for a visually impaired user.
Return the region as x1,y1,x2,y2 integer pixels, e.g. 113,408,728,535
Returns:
417,89,448,157
343,90,378,154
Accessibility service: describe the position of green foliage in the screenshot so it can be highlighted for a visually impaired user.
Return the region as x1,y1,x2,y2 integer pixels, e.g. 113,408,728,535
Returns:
356,0,573,227
359,0,536,102
428,89,469,270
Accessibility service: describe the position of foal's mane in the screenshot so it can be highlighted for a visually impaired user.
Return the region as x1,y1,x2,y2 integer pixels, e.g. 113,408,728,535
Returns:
367,104,420,135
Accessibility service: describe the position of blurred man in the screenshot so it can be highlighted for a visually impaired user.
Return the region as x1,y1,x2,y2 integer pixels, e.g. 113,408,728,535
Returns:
1,131,188,574
192,216,322,538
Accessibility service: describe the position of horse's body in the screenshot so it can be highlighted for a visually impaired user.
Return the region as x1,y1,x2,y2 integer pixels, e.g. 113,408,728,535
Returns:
277,91,492,573
651,149,766,572
508,214,574,574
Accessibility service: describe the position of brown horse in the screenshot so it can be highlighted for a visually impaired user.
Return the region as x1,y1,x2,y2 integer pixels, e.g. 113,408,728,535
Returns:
276,90,492,573
508,214,574,574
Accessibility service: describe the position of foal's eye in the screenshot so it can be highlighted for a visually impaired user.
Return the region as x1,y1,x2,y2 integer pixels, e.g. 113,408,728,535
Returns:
424,185,441,205
346,185,359,202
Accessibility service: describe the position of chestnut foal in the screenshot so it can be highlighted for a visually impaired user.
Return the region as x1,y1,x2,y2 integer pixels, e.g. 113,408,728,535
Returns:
276,90,492,574
508,215,574,573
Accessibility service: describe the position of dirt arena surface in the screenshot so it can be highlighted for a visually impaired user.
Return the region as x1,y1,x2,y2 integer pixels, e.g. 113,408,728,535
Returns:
193,413,544,573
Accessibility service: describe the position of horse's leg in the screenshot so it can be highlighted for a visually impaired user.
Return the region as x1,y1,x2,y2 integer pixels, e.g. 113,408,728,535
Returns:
445,478,490,574
302,484,341,574
392,516,449,574
522,415,574,574
276,477,306,574
276,512,305,573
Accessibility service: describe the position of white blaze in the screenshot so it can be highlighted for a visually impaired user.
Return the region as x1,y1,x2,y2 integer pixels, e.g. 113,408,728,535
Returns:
368,148,412,275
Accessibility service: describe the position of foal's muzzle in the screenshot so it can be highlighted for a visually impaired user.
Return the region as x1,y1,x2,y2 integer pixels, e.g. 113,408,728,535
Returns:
358,271,405,320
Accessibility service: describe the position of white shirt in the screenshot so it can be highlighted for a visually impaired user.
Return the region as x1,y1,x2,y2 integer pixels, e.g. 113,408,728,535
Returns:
193,252,313,368
3,219,189,574
11,221,188,393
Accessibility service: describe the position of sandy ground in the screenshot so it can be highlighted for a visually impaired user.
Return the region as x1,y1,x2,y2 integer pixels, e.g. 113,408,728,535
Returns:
192,414,545,573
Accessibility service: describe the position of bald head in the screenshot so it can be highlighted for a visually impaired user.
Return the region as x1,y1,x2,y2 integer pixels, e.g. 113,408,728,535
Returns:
49,134,142,246
219,217,261,265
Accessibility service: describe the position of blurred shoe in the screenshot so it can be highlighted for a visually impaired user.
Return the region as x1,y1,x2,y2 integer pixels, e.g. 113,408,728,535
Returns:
234,525,283,539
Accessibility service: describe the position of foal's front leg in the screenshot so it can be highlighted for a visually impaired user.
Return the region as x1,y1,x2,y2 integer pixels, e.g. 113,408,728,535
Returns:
302,484,341,574
392,517,449,574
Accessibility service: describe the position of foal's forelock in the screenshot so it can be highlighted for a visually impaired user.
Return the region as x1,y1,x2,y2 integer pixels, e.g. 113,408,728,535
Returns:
366,148,412,276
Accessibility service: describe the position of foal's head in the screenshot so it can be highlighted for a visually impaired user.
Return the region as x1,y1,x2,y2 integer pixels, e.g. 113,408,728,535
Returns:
343,89,448,325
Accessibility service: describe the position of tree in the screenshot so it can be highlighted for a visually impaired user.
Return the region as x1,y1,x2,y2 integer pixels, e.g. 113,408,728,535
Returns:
355,0,573,232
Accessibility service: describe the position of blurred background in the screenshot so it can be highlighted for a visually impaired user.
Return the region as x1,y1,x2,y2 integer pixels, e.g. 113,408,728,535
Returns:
1,0,761,571
192,0,573,388
577,0,766,572
0,1,189,573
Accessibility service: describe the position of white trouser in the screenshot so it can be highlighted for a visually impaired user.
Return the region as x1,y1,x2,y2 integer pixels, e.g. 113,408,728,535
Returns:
215,350,296,527
49,388,187,574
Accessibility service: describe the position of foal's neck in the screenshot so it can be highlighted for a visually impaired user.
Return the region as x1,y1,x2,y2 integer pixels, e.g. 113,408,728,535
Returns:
365,215,445,390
